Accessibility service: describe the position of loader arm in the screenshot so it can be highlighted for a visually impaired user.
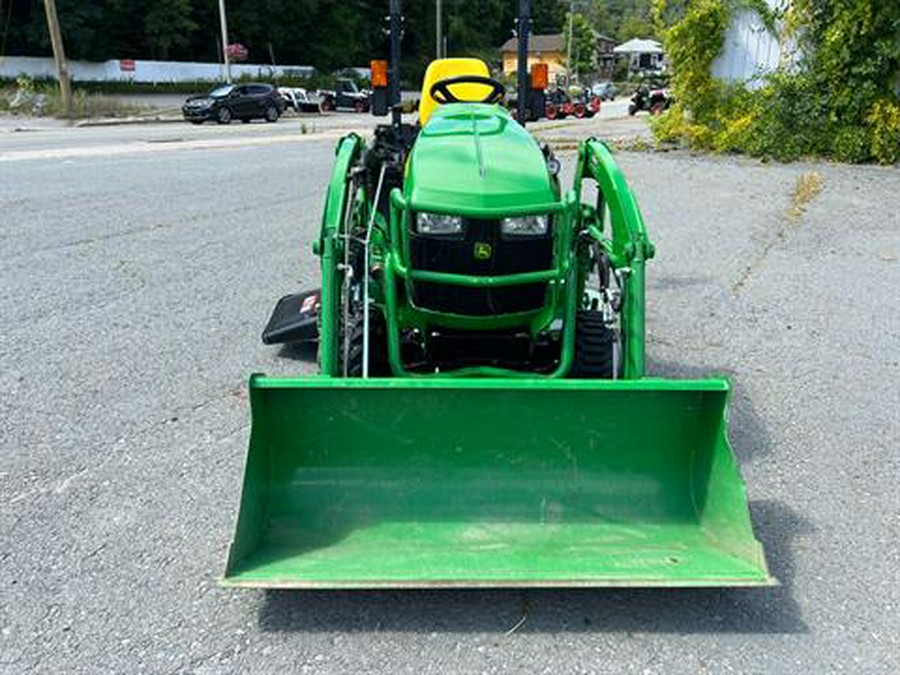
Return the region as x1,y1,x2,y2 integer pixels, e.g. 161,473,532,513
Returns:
314,133,365,376
574,139,655,379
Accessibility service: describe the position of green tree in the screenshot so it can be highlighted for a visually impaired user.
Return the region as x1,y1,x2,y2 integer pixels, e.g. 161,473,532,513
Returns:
144,0,197,60
565,12,596,79
618,13,657,40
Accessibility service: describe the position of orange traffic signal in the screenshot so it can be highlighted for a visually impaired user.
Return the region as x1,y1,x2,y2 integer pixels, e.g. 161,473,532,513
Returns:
371,60,388,88
531,63,548,90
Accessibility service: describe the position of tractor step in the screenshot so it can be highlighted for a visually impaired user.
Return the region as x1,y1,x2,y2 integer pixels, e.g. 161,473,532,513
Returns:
261,290,320,344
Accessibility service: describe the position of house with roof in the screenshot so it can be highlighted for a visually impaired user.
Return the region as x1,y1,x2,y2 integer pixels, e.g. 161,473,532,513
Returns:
613,38,665,73
596,33,617,77
499,33,567,82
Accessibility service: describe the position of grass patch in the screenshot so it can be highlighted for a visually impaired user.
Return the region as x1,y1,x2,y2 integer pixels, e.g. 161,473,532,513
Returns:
1,80,146,119
787,172,824,222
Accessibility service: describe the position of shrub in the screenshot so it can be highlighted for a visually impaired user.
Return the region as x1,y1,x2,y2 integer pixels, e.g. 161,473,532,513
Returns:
868,100,900,165
832,127,872,164
651,0,900,163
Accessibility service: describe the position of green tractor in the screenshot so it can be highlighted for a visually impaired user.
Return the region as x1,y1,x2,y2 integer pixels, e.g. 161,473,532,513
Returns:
222,2,772,589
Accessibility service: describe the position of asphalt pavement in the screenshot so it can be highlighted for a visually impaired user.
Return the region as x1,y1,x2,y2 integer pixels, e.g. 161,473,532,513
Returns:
1,115,898,673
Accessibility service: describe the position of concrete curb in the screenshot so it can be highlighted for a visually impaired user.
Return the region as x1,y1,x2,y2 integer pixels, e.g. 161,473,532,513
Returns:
75,116,185,128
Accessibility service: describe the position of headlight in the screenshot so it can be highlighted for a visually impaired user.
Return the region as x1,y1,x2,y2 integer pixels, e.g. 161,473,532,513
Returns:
415,212,463,235
501,215,549,236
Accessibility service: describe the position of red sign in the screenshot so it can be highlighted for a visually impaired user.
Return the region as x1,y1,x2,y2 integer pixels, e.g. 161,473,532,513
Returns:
226,43,248,62
119,59,136,72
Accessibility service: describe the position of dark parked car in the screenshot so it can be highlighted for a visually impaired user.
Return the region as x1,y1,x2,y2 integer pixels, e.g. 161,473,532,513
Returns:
318,79,370,112
182,83,285,125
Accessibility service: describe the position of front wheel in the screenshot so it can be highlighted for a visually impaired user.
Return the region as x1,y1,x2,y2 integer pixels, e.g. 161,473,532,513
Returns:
265,105,280,122
216,107,232,124
570,311,621,379
545,103,558,120
339,308,391,377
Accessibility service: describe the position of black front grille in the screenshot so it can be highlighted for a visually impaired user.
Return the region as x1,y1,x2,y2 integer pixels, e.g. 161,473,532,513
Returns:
409,217,552,316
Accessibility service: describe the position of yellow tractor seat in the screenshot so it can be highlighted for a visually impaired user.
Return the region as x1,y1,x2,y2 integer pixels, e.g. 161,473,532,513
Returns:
418,58,493,126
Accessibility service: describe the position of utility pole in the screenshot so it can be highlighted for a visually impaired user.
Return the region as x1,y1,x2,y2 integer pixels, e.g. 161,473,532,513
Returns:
217,0,231,83
435,0,442,59
516,0,530,125
565,0,574,87
42,0,72,119
389,0,402,127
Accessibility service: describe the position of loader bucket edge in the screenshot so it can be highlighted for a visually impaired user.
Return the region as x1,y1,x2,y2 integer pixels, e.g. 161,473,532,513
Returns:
223,376,775,588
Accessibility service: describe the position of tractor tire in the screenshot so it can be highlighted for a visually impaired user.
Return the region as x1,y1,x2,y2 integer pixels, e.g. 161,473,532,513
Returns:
545,103,558,120
574,102,586,118
341,308,391,377
570,310,620,379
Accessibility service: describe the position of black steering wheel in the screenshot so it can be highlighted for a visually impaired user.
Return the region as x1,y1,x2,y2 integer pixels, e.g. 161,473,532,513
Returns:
429,75,506,106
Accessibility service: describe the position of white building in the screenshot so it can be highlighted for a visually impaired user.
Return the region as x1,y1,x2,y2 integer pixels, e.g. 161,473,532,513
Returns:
612,38,665,73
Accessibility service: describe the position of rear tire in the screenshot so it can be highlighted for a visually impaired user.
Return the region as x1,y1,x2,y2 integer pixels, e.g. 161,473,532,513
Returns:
545,103,558,120
570,311,620,379
265,105,279,122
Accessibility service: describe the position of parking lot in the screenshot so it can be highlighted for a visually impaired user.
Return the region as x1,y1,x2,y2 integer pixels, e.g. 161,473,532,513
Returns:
1,114,898,673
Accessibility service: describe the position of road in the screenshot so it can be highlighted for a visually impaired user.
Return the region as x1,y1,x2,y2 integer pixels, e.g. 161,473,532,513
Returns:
1,115,898,674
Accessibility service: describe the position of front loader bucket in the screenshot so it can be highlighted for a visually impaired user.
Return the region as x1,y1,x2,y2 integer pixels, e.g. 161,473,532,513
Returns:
223,377,774,588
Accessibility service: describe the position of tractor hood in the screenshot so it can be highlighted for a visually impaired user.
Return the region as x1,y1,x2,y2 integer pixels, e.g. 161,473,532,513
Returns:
405,104,557,215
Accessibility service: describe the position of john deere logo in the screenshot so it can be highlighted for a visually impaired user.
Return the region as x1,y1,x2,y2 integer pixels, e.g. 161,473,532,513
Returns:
473,242,492,260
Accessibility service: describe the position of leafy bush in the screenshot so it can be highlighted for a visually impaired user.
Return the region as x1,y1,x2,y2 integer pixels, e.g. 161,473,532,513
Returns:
833,127,872,164
868,100,900,164
651,0,900,164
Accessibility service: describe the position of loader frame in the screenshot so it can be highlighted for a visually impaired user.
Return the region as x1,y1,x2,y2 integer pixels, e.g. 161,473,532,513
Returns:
315,134,654,379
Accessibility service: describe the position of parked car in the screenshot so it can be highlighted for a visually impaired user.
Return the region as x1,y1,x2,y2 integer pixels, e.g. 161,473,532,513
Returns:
628,85,672,116
318,78,370,112
182,83,285,125
591,81,618,101
278,87,322,113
